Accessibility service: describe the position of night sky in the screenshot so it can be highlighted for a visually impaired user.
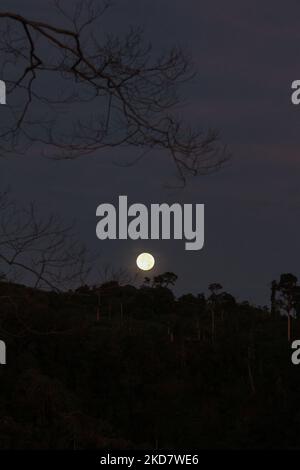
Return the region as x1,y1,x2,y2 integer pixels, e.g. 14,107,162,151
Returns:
1,0,300,304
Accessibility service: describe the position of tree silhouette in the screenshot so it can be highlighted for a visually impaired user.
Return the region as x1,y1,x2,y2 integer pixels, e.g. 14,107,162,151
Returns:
271,280,278,316
0,273,298,448
153,272,178,288
0,0,228,184
208,282,223,343
275,273,298,342
0,190,89,290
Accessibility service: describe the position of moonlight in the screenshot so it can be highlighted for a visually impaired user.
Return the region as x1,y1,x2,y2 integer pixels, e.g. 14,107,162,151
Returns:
136,253,155,271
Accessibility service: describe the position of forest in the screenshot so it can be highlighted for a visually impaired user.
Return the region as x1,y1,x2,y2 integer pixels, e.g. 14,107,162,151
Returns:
0,271,299,449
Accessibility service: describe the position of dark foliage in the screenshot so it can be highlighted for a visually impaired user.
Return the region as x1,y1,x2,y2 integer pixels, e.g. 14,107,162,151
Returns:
0,277,299,449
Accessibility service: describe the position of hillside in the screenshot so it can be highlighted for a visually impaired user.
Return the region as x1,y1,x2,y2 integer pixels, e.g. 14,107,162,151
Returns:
0,279,299,449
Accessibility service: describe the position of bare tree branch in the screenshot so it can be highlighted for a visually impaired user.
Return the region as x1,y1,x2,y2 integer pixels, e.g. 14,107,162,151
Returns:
0,0,229,184
0,190,90,291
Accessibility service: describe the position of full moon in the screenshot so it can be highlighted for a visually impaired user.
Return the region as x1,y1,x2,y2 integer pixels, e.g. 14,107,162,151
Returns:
136,252,155,271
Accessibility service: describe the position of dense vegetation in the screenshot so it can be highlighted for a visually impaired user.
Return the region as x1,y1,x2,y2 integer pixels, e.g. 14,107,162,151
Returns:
0,273,299,449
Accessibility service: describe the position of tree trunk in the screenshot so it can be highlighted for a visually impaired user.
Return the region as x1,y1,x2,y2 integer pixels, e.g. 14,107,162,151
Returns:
247,360,256,394
288,313,291,342
211,307,215,344
96,292,101,321
247,346,256,394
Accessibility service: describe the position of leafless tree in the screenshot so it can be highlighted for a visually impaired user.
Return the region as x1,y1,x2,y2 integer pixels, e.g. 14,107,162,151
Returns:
0,0,229,184
0,190,90,291
99,264,135,287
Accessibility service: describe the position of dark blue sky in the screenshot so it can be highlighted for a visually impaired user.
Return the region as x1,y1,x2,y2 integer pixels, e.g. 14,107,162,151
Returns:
1,0,300,304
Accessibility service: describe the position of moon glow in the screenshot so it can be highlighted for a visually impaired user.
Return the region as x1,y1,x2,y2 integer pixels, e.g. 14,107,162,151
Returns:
136,252,155,271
